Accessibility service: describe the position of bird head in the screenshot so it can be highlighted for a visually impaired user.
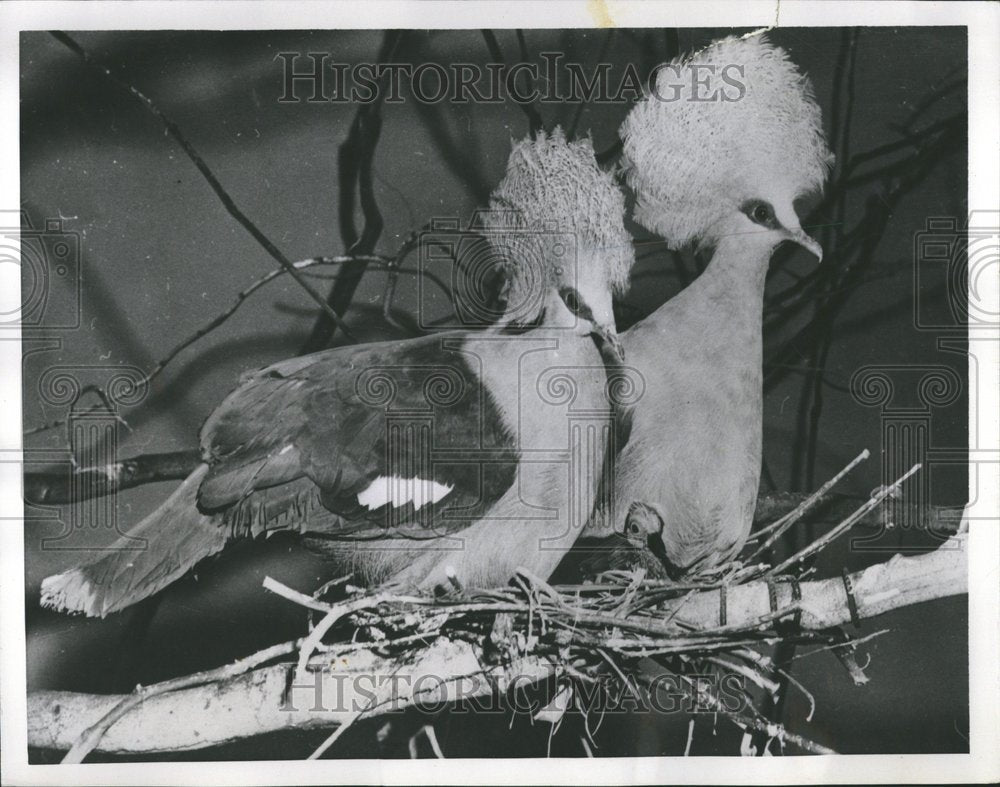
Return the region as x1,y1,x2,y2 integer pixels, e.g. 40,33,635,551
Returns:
485,127,632,357
620,34,833,262
725,196,824,264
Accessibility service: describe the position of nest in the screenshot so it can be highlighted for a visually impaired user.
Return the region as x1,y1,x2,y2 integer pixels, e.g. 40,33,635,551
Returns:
38,452,965,761
255,450,931,757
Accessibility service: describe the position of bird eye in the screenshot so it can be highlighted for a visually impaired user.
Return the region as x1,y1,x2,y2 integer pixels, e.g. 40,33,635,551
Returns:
559,287,581,315
742,200,777,228
628,522,641,535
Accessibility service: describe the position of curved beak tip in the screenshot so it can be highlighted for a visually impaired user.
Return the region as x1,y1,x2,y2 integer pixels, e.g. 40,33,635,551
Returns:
595,324,625,363
790,230,824,264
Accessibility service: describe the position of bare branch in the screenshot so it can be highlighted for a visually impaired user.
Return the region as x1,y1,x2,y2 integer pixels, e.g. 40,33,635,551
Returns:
60,639,301,763
22,254,404,439
27,534,966,757
746,449,870,561
481,30,544,134
31,639,553,757
50,32,358,343
763,112,965,395
301,31,403,352
767,464,922,576
24,449,199,505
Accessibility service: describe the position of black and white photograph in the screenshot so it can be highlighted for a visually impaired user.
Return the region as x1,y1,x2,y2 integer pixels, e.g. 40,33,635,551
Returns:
1,1,998,784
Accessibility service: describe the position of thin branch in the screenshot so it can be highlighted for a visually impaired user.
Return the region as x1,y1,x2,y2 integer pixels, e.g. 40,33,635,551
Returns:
22,252,430,439
786,27,855,491
768,464,922,577
567,30,616,139
799,28,860,491
763,114,964,395
50,31,357,343
300,31,403,352
482,30,544,134
24,449,200,505
747,449,870,562
137,256,373,386
760,111,963,327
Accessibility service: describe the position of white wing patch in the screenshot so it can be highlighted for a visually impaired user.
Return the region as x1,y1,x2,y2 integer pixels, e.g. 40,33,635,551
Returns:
357,475,454,511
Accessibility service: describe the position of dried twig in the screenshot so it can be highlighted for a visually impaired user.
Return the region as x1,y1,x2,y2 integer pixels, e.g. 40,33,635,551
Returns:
481,30,544,134
29,521,966,757
22,250,453,440
795,28,860,491
301,31,403,352
50,31,357,343
746,449,870,560
763,112,964,395
768,464,922,577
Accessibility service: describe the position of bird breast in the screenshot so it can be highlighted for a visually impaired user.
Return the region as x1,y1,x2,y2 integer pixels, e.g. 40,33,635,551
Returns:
608,259,767,572
343,325,616,590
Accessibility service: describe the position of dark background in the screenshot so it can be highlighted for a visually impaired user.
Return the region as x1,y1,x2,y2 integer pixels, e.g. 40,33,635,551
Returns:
21,27,968,757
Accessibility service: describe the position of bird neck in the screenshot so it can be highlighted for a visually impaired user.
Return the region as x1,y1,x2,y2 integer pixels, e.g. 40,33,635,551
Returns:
636,231,775,348
698,231,774,307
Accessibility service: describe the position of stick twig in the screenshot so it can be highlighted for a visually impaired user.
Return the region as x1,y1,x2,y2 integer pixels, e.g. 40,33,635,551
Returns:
747,449,870,560
767,464,922,576
23,250,451,439
301,31,402,352
50,31,357,343
29,533,965,756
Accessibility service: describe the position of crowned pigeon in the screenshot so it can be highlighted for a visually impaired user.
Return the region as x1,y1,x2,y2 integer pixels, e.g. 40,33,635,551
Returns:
41,128,634,616
585,35,834,576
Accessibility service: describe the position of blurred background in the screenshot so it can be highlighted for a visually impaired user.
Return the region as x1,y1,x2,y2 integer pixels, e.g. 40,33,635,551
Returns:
21,27,968,758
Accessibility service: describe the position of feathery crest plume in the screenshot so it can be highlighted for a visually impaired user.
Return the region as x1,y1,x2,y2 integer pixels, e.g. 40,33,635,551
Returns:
486,127,631,321
620,34,834,247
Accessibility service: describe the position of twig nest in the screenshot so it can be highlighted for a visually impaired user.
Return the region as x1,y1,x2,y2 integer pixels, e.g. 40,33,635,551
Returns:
620,34,834,247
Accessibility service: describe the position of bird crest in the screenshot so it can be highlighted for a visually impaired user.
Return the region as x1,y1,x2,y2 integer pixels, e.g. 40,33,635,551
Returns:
620,34,835,248
484,127,631,324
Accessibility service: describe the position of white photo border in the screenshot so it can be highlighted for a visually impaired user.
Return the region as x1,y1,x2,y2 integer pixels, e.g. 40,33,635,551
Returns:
1,2,997,785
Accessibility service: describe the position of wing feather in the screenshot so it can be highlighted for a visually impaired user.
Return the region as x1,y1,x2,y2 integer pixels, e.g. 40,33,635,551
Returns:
197,333,518,539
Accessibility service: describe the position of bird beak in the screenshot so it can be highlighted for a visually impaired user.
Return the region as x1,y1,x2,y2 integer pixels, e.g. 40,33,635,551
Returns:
591,322,625,364
559,286,625,363
783,226,824,263
773,201,823,263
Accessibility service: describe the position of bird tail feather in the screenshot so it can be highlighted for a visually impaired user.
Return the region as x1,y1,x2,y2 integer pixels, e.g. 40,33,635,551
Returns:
39,463,228,618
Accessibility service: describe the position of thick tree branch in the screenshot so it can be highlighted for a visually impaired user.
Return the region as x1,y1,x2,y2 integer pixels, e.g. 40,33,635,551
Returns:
30,639,553,756
24,450,200,505
27,533,966,756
